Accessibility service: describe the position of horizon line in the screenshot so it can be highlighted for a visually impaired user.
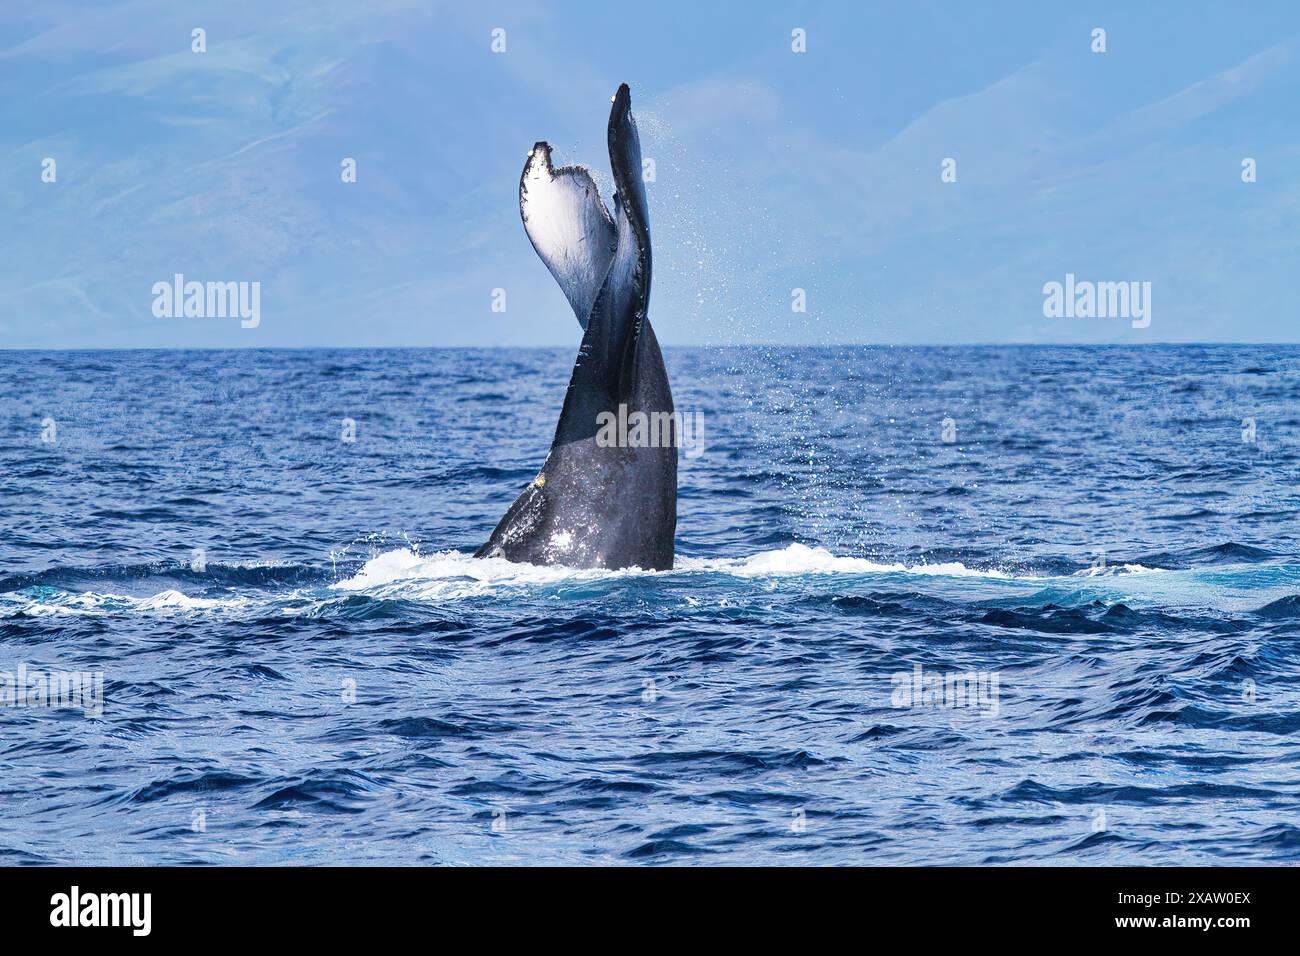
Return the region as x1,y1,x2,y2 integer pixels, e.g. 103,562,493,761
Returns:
1,341,1297,354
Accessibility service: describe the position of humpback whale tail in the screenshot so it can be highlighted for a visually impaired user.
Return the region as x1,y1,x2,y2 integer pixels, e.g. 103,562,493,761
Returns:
475,85,677,571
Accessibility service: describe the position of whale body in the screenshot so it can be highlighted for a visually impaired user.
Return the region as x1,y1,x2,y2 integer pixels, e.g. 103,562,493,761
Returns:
475,84,677,570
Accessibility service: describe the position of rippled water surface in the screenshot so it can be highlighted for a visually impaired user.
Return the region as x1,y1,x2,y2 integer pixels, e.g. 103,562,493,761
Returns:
1,345,1298,865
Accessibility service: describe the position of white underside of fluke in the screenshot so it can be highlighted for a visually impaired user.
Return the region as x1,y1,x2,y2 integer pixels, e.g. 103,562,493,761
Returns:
520,150,616,329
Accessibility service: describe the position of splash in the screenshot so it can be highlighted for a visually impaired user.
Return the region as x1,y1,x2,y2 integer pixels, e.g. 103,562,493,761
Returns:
1,545,1291,620
686,543,1018,578
335,542,1019,593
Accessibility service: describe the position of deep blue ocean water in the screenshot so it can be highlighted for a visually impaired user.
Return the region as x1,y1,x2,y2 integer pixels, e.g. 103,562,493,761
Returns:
1,344,1298,865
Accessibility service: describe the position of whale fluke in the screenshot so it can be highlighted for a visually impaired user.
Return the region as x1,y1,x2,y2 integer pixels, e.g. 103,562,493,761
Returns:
476,84,677,570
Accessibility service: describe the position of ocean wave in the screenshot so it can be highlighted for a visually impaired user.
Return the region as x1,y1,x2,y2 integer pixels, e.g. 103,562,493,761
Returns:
4,345,1300,865
0,587,253,618
1,544,1295,619
334,543,1024,593
685,544,1020,578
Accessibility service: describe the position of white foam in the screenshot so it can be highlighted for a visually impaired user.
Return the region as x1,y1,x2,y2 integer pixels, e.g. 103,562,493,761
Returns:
681,543,1016,579
136,589,237,611
1,546,1262,620
1072,563,1165,577
0,589,251,618
330,542,1020,601
330,547,643,601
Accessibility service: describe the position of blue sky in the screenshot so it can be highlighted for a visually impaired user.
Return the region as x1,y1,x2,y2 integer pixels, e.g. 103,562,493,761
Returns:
2,1,1297,348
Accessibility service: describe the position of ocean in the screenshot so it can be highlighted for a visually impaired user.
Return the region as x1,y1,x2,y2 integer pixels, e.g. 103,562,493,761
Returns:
1,344,1297,865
